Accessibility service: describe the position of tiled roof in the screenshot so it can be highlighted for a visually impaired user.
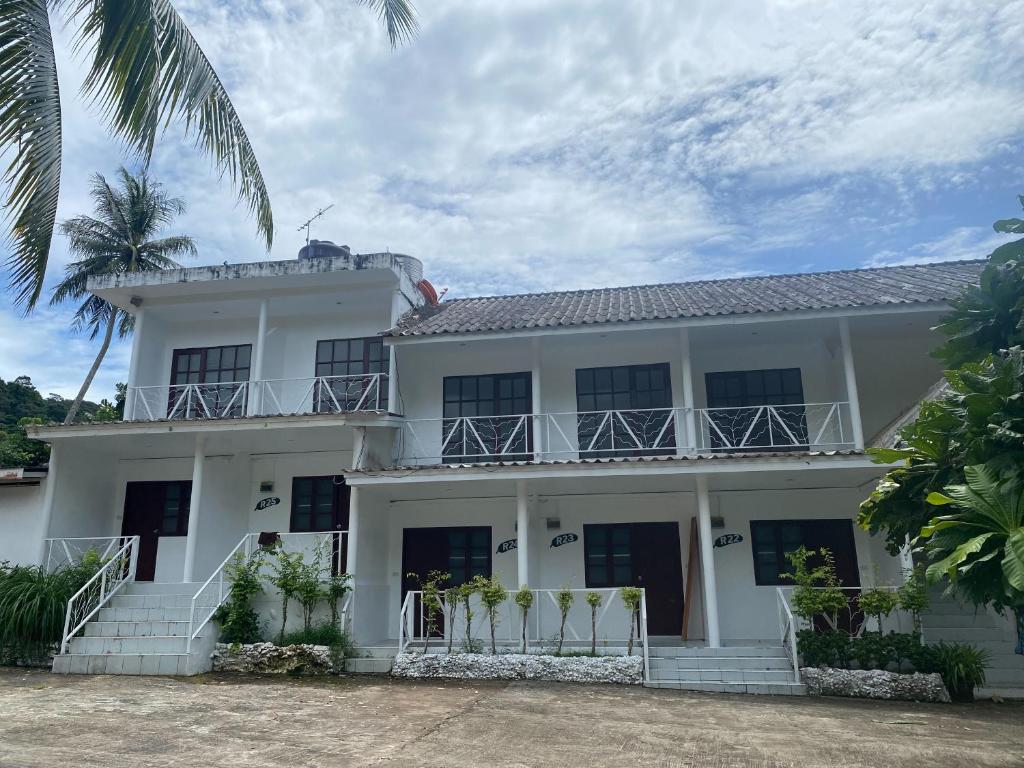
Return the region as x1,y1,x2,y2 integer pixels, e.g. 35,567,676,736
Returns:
388,260,983,338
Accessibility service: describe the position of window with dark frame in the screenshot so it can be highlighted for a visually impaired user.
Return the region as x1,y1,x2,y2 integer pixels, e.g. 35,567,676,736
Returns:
574,363,675,458
289,476,350,575
441,372,532,462
169,345,252,418
159,481,192,536
584,524,634,587
704,368,806,450
749,519,860,586
314,337,388,411
445,528,491,585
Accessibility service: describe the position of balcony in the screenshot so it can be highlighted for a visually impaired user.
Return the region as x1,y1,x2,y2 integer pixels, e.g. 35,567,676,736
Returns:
126,374,388,421
398,402,853,465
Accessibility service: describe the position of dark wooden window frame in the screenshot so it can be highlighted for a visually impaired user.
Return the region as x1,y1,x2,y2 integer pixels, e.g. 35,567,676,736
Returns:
313,337,389,411
169,344,252,418
704,367,807,450
574,363,675,458
749,519,860,586
583,523,635,587
441,372,533,461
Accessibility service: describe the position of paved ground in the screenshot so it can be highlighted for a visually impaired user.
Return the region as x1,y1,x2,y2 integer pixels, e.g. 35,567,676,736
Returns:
1,669,1022,767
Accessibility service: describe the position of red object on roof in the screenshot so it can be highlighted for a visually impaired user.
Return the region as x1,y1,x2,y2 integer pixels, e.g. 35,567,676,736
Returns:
417,279,439,306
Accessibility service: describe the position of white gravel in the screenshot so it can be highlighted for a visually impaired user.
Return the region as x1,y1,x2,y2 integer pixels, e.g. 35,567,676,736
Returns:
392,652,644,685
801,667,950,702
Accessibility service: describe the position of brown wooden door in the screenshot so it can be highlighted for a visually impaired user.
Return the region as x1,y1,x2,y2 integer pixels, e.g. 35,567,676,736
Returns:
121,481,191,582
583,522,684,636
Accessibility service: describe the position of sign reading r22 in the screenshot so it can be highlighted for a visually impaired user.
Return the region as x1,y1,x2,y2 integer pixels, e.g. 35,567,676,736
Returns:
713,533,743,548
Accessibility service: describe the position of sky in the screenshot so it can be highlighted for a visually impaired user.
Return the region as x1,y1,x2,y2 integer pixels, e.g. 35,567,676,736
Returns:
2,0,1024,400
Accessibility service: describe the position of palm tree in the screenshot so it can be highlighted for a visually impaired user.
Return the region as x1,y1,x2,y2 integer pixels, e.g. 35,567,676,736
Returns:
923,463,1024,654
1,0,417,310
52,168,196,424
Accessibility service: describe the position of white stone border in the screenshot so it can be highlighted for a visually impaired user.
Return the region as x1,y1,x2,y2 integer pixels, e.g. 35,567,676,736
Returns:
392,652,643,685
801,667,950,702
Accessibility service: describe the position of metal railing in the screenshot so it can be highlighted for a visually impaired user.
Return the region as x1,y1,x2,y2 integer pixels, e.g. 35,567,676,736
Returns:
128,381,249,421
398,587,648,663
776,587,800,684
399,402,854,464
127,374,387,421
187,531,351,652
255,373,387,416
59,536,139,654
43,536,131,572
695,402,852,452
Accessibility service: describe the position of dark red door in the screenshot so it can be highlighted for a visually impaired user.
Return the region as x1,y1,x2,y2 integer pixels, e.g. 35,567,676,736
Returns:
121,481,191,581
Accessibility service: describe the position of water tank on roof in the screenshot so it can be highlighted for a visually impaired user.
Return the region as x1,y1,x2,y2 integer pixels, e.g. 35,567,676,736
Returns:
392,253,423,283
298,240,351,260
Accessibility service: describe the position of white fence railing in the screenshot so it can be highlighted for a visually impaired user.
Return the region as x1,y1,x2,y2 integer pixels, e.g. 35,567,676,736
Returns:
187,531,351,652
127,374,387,421
255,374,387,416
398,587,648,662
399,402,854,464
776,587,800,684
44,536,131,572
59,536,139,654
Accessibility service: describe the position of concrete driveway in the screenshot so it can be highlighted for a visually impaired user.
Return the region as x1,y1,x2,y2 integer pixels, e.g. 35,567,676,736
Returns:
0,668,1021,767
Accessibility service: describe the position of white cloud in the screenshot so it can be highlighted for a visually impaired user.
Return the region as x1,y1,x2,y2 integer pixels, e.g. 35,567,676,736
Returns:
866,226,1017,267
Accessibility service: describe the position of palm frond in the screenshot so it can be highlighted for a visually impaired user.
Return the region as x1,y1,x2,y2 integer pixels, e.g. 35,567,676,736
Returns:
357,0,419,48
0,0,62,310
140,234,194,260
72,0,273,249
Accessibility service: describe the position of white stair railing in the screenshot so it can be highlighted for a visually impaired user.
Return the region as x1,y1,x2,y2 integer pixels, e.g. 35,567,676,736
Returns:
187,533,255,654
59,536,139,654
44,536,130,572
776,587,801,684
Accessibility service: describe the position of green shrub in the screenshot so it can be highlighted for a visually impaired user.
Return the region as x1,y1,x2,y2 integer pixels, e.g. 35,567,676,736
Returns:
514,586,534,654
620,586,643,656
215,550,264,644
555,587,574,655
783,547,848,631
474,575,507,655
896,566,930,633
0,555,103,663
858,588,899,636
931,642,990,702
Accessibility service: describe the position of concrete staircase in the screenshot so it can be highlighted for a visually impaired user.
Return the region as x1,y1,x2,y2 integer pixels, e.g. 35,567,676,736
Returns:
347,645,398,674
922,593,1024,698
52,582,218,676
645,645,806,695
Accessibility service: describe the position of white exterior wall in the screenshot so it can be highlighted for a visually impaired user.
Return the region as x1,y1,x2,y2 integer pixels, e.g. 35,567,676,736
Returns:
0,482,46,566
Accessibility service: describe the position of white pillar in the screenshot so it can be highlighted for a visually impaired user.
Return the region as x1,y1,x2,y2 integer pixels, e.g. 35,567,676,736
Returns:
838,317,865,449
387,290,403,414
531,338,542,460
516,480,529,587
36,442,61,565
696,475,721,648
247,299,268,416
679,327,697,453
124,307,145,421
182,438,205,582
346,486,360,577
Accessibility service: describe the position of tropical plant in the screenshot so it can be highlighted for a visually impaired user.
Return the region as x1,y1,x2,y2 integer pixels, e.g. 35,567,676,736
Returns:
326,571,353,631
0,553,103,662
922,464,1024,646
585,591,603,655
858,588,899,636
620,587,642,656
213,549,264,644
457,582,479,653
51,168,196,423
555,587,574,655
931,641,991,702
296,553,326,632
444,586,460,655
407,570,448,654
781,547,849,632
267,544,304,642
1,0,418,309
471,575,506,655
514,586,534,654
896,565,930,634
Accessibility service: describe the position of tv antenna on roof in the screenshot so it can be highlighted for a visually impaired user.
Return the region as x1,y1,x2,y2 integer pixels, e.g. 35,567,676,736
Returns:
297,203,335,245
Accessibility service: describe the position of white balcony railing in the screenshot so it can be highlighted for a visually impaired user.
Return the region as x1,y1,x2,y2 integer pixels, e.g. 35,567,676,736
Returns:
399,402,854,464
126,374,387,421
43,536,133,572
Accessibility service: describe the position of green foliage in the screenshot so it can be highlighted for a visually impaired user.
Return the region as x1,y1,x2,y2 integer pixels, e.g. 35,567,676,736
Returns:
585,591,603,655
296,552,327,632
896,566,930,633
266,544,304,643
0,556,103,662
555,587,574,655
215,550,264,645
931,642,991,701
407,570,449,653
782,547,849,631
473,575,507,655
326,572,353,631
798,630,930,673
921,463,1024,615
515,586,534,653
858,588,900,635
620,586,643,656
279,621,350,651
457,582,476,651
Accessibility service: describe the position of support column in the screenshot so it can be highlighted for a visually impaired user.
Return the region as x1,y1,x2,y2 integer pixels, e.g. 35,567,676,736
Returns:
387,289,403,414
516,480,529,587
36,442,61,565
679,327,698,453
247,299,268,416
346,486,360,577
182,438,205,582
838,317,865,449
530,338,542,460
696,475,721,648
124,307,145,421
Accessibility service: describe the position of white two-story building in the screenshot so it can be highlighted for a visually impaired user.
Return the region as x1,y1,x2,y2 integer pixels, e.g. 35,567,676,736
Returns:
22,247,1016,692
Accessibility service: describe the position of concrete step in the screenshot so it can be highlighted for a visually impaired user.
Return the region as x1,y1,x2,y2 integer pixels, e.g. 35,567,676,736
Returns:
648,646,788,659
98,607,192,622
649,656,793,671
107,594,217,609
652,669,796,684
67,635,197,655
53,653,191,676
121,582,204,595
646,680,806,696
346,658,393,674
83,620,192,638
